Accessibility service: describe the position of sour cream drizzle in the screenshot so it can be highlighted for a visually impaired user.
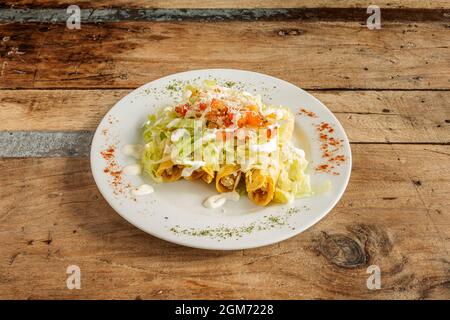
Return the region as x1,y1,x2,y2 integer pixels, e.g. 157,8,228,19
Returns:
203,191,240,209
250,139,277,153
122,164,141,176
171,128,190,142
181,160,206,177
131,184,154,196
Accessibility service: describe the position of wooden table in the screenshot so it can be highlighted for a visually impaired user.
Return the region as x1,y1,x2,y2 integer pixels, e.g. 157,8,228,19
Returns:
0,1,449,300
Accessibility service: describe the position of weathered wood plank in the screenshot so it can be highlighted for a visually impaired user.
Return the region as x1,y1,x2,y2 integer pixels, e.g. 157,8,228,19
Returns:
0,90,448,145
0,21,449,90
0,144,448,299
2,0,449,10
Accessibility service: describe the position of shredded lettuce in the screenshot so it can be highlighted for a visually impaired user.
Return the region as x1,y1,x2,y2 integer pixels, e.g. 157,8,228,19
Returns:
140,81,328,202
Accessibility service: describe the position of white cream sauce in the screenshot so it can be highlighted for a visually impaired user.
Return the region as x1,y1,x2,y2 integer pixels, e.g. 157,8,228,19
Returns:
181,160,206,177
171,128,190,142
250,139,277,153
131,184,154,196
203,191,240,209
122,164,141,176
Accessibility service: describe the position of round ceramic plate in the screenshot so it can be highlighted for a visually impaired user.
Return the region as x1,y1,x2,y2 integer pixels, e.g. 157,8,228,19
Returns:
90,69,351,250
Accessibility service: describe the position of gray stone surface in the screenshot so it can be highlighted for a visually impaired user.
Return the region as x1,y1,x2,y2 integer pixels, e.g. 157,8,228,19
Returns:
0,131,93,157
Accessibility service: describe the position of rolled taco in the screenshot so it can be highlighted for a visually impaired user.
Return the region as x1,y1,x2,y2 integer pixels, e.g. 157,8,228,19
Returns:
245,166,280,206
216,164,241,193
156,160,183,182
200,165,215,184
183,169,204,181
184,166,215,184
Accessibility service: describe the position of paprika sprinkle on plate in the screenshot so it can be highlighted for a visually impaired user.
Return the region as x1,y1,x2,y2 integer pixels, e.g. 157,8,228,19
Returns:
315,121,346,175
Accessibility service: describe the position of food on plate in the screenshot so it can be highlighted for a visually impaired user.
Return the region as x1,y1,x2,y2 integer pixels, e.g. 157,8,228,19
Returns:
155,160,183,182
245,166,279,206
216,165,241,193
140,80,313,207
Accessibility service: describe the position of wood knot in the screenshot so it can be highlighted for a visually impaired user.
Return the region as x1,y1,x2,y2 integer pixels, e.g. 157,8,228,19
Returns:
318,233,366,268
312,224,394,269
277,29,304,36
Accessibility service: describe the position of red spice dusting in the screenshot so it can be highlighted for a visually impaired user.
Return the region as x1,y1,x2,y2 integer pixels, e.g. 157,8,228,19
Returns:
101,146,115,161
110,170,122,186
318,122,334,133
315,121,346,174
328,137,340,147
333,155,346,162
101,145,126,195
297,111,347,174
299,108,318,118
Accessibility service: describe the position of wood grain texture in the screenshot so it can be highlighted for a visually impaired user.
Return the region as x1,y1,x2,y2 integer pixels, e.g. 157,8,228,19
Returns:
2,0,449,9
0,21,449,90
0,144,448,299
0,2,449,301
0,90,449,144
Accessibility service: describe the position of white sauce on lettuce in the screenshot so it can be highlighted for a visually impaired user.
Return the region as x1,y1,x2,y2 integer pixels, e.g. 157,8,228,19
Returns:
171,128,190,142
250,139,277,153
180,160,206,177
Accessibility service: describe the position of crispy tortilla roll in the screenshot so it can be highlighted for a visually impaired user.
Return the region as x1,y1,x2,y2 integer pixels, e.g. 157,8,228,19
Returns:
216,165,241,193
184,166,215,184
183,170,204,181
245,166,279,206
201,166,215,184
156,160,183,182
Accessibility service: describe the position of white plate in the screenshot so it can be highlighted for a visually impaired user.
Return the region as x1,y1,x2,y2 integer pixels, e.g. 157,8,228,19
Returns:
90,69,351,250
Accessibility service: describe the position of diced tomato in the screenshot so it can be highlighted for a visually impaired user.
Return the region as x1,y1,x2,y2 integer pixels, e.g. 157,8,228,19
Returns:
267,128,272,139
236,111,268,128
223,116,233,127
246,111,264,127
210,98,220,109
210,99,228,113
175,103,189,117
199,103,207,111
206,111,218,122
237,117,246,128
